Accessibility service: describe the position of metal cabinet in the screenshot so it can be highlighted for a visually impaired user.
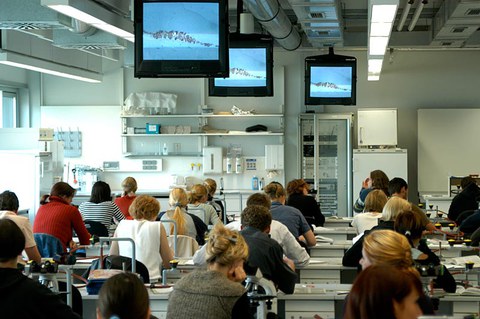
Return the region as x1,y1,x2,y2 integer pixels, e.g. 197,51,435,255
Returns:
299,114,353,217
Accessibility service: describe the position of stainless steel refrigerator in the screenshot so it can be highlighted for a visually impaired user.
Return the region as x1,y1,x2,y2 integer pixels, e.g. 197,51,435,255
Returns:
299,113,353,217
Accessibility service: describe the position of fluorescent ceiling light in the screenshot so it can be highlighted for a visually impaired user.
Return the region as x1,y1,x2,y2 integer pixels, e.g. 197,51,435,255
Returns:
41,0,134,42
371,4,398,23
370,22,393,37
368,58,384,73
368,74,380,81
0,51,102,83
369,36,389,55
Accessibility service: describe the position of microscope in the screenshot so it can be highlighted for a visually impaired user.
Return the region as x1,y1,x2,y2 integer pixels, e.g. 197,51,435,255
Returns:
244,269,277,319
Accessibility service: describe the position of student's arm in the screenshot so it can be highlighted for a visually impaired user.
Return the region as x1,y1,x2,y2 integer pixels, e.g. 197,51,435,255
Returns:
111,202,125,224
109,230,119,255
72,208,91,245
25,246,42,264
271,245,297,294
159,223,173,269
303,229,317,247
207,205,222,225
279,226,310,267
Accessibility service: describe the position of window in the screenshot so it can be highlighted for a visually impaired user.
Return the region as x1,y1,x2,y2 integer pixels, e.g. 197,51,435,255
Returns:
0,89,18,128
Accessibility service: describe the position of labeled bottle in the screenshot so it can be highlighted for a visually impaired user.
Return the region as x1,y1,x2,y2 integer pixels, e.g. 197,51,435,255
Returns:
162,143,169,155
235,155,243,174
226,153,233,174
252,175,259,190
259,177,265,190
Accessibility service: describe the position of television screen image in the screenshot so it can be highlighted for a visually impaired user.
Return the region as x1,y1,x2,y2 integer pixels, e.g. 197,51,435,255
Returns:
143,2,219,60
208,34,273,96
309,66,352,98
214,48,267,87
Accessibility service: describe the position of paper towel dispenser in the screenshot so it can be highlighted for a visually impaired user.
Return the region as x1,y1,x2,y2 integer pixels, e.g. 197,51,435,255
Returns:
203,147,223,174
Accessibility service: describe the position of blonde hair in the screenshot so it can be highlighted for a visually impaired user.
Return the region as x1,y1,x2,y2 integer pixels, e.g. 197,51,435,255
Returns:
364,189,388,213
263,182,286,200
363,230,413,269
121,177,138,196
206,224,248,266
129,195,159,221
203,178,217,197
189,184,208,204
382,197,411,221
168,188,188,235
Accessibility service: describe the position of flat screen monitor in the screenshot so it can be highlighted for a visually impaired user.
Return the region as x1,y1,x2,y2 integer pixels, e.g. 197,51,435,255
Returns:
134,0,229,78
208,34,273,97
305,53,357,105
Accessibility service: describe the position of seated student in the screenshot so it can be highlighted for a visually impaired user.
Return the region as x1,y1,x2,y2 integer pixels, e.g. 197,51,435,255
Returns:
110,195,173,282
33,182,91,253
167,224,252,319
187,184,222,226
161,188,199,241
389,177,436,232
351,189,388,235
264,182,316,247
79,181,125,232
240,205,297,294
448,176,480,222
344,265,423,319
286,178,325,227
97,272,152,319
204,178,227,223
0,190,41,264
353,170,389,213
0,219,81,319
343,196,411,267
114,176,138,220
394,210,456,293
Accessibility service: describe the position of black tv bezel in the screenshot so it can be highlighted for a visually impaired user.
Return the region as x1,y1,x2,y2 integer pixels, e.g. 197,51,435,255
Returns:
208,33,274,97
304,53,357,106
134,0,229,78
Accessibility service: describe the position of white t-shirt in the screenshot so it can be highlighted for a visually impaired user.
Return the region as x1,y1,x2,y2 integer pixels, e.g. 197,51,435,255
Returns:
113,219,163,281
351,212,382,235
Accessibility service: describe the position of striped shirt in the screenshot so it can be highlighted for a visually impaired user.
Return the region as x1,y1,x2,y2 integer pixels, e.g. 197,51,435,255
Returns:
79,201,125,230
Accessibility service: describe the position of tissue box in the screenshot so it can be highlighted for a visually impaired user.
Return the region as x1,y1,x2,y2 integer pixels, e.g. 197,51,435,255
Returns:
146,123,160,134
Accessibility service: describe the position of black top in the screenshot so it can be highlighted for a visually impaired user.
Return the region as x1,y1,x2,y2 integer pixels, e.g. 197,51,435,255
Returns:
342,220,395,267
240,226,297,294
0,268,81,319
448,183,480,222
287,193,325,227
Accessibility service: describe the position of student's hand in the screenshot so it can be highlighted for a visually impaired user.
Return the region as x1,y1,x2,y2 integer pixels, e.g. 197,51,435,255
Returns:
283,256,295,271
228,261,246,283
362,177,371,189
68,240,78,251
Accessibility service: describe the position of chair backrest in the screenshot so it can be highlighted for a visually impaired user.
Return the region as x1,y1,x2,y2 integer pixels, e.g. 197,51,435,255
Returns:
188,207,207,224
167,235,199,258
84,220,109,237
34,233,64,257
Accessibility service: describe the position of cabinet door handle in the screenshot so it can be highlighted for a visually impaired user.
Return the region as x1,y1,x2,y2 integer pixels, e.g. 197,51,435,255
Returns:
210,154,214,170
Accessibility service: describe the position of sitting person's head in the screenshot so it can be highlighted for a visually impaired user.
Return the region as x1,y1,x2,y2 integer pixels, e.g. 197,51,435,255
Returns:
263,182,286,202
121,177,137,196
363,189,388,213
96,272,150,319
90,181,112,204
167,188,189,235
246,193,271,209
382,197,412,222
286,179,309,196
0,190,20,213
388,177,408,199
394,210,425,247
241,205,272,233
0,219,25,268
189,184,209,204
206,224,248,282
129,195,160,221
344,265,423,319
203,178,217,200
360,229,413,270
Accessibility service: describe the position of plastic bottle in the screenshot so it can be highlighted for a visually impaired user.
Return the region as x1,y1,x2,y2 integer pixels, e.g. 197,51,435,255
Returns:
162,143,168,155
235,154,243,174
226,153,233,174
259,177,265,190
252,175,259,190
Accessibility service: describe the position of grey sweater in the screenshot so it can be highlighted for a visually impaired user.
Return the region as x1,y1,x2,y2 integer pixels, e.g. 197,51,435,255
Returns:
166,270,246,319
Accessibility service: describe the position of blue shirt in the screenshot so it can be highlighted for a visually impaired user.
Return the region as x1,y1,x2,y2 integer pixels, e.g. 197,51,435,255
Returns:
270,202,311,238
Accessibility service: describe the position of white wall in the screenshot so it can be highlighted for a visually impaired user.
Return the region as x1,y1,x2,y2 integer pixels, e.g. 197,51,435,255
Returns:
3,48,480,201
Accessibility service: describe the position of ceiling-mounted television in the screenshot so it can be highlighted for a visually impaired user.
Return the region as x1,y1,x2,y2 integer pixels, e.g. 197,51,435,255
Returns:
305,50,357,105
134,0,229,78
208,33,273,97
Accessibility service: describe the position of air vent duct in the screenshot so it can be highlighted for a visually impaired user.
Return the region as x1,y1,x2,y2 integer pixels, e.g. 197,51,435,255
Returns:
0,0,69,30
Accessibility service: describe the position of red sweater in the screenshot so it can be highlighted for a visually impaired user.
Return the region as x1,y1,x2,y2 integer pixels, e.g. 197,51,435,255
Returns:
33,196,91,250
114,195,135,220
